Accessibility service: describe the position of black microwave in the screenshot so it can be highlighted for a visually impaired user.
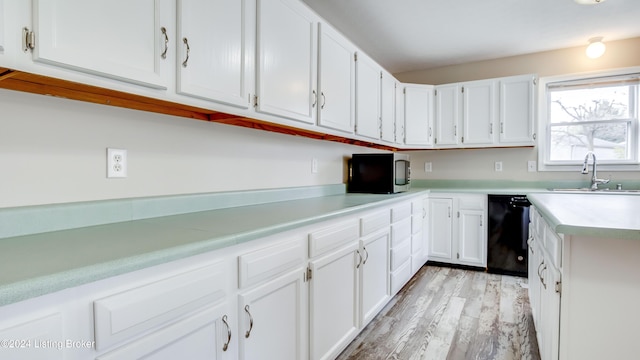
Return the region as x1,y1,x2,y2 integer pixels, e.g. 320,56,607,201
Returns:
348,153,411,194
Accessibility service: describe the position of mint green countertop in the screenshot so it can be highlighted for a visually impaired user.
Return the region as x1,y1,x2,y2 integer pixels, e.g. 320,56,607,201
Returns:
527,193,640,240
0,189,427,306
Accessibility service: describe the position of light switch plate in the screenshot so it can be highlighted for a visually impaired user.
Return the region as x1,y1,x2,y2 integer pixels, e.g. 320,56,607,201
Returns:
424,162,432,172
528,160,537,172
494,161,503,172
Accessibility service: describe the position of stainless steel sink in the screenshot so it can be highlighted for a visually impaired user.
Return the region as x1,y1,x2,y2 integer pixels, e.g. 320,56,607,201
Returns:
548,188,640,193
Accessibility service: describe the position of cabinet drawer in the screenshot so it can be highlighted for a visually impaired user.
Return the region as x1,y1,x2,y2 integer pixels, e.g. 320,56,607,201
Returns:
390,238,411,271
238,237,306,289
94,261,228,351
391,217,412,247
411,214,423,234
390,260,412,294
458,195,487,210
309,220,359,258
391,202,412,222
411,231,424,254
360,209,390,237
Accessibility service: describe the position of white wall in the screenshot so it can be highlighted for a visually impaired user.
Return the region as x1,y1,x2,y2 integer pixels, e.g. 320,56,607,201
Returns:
0,89,374,208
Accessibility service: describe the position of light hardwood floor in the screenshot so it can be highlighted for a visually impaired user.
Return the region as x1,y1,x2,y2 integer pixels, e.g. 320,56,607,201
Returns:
337,265,541,360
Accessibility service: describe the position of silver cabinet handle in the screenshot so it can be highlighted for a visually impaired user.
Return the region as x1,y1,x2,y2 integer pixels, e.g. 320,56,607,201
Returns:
423,208,427,218
312,90,317,107
454,125,457,137
428,127,432,137
244,305,253,338
448,206,451,218
321,92,326,109
500,122,504,134
160,27,169,59
182,37,190,67
356,249,363,269
222,315,231,351
362,246,369,265
538,262,547,289
490,123,493,134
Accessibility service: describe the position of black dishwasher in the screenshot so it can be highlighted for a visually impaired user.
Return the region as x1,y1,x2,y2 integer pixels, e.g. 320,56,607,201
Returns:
487,195,530,277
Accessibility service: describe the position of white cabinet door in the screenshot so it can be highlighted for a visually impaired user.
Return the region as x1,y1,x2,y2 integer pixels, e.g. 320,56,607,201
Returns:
462,80,496,146
309,242,359,360
359,230,390,328
0,0,4,54
457,208,486,266
434,84,460,146
256,0,316,124
421,197,430,262
317,22,355,133
428,197,453,261
456,194,487,267
355,52,380,140
404,84,434,146
32,0,169,89
538,260,561,360
176,0,250,108
96,301,235,360
238,269,307,360
380,72,396,143
499,74,535,145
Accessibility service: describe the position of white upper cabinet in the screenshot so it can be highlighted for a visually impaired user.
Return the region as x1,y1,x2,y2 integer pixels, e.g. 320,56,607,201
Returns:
403,83,434,147
434,83,460,146
255,0,317,124
499,74,536,145
380,71,396,143
355,51,381,140
0,0,4,54
176,0,251,108
461,79,496,146
31,0,170,89
317,22,355,133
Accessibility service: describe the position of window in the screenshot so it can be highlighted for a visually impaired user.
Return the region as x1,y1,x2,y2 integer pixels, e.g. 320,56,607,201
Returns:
539,68,640,171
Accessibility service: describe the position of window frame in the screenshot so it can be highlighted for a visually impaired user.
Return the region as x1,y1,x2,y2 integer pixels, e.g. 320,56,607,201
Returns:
537,67,640,172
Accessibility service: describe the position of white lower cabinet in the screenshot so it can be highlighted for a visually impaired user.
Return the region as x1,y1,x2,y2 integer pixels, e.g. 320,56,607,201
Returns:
389,202,413,293
528,207,561,360
96,302,234,360
238,269,307,360
0,194,431,360
0,312,64,360
358,229,390,328
237,236,307,360
93,260,236,360
428,194,487,267
410,197,428,273
309,241,359,360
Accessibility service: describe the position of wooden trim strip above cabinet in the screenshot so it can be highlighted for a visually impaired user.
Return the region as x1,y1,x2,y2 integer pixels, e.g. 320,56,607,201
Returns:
0,68,395,151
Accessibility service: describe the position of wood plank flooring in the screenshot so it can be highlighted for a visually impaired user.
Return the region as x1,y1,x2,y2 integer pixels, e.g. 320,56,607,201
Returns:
337,265,540,360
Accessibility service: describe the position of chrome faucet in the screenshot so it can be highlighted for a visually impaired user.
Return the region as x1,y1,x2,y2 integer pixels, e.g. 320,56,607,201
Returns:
582,151,610,190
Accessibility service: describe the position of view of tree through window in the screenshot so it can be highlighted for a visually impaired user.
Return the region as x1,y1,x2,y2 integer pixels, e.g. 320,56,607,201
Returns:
547,75,638,163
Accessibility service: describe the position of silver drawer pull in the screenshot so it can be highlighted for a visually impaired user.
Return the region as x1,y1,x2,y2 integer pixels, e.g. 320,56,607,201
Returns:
182,37,190,67
244,305,254,338
222,315,231,351
160,27,168,59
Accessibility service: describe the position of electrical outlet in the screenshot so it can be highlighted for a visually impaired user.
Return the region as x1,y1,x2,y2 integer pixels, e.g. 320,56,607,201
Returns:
107,148,127,178
424,162,432,172
494,161,503,172
528,160,537,172
311,158,318,174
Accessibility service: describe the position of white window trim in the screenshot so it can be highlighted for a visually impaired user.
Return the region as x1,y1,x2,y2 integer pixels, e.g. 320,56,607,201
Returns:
537,66,640,172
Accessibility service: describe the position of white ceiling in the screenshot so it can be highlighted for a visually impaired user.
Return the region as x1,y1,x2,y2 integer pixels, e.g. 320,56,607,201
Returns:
301,0,640,74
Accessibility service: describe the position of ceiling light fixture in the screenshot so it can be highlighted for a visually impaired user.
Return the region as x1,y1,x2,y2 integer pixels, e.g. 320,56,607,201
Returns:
574,0,607,4
586,37,606,59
